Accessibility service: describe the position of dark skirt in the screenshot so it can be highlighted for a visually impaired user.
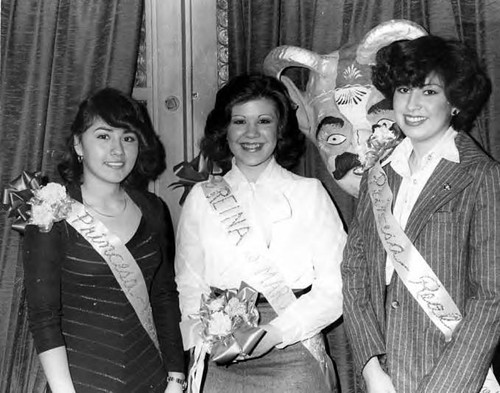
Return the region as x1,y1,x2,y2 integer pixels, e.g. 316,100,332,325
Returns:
202,302,336,393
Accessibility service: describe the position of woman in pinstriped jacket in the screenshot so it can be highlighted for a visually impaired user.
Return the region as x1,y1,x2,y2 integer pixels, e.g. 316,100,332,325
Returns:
342,35,500,393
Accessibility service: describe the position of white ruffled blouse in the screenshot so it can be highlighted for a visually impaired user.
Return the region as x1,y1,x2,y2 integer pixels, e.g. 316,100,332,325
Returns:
174,158,346,347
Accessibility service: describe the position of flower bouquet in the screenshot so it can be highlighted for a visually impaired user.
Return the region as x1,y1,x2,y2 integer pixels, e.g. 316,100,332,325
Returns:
200,284,265,364
3,171,73,233
187,283,266,392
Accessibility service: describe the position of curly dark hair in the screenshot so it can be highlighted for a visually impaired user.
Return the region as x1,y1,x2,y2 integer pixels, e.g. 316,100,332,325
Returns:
200,74,305,173
58,87,166,189
371,35,491,132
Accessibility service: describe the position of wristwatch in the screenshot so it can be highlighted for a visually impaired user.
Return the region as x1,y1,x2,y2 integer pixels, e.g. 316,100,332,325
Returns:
166,376,188,390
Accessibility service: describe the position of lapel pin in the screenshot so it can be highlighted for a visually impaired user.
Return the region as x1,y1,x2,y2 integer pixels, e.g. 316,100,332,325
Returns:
443,183,451,191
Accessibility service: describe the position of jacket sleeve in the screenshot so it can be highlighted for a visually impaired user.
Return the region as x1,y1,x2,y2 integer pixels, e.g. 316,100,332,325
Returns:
149,194,185,373
341,175,387,373
417,163,500,393
23,222,66,353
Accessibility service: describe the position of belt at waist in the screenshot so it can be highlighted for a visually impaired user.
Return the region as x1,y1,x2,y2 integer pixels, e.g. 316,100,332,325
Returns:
258,285,312,305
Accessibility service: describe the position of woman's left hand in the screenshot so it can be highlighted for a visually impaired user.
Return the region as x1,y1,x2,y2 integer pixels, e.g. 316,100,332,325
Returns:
246,324,283,359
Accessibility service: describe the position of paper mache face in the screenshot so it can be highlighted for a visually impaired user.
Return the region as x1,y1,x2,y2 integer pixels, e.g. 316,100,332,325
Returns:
263,19,427,197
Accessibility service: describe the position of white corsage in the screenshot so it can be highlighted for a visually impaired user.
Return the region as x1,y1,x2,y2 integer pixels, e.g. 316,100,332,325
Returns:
29,182,73,232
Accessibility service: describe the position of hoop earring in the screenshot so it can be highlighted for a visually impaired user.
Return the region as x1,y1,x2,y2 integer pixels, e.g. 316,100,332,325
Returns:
452,109,459,116
77,155,83,163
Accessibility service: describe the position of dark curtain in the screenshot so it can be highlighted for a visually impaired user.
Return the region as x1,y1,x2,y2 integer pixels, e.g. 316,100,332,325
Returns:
0,1,143,391
228,0,500,228
227,0,500,383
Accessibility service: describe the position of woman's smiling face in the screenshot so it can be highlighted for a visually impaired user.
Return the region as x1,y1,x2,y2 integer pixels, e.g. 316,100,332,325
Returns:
393,73,454,152
227,98,279,181
74,117,139,186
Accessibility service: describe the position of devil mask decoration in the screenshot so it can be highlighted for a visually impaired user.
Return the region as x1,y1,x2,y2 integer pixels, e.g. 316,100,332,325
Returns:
264,19,427,197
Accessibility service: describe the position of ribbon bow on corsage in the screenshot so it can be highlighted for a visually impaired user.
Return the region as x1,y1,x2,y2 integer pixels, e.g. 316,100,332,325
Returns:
170,153,223,205
202,284,266,364
187,283,266,393
2,171,44,233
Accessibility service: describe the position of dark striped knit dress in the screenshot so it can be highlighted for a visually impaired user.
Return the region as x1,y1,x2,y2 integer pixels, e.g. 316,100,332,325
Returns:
23,186,184,393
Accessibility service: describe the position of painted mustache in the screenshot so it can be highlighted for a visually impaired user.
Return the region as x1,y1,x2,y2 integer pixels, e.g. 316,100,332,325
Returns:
333,152,361,180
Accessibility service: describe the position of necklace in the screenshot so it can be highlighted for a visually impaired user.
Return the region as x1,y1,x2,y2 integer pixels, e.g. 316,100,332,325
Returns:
83,196,128,218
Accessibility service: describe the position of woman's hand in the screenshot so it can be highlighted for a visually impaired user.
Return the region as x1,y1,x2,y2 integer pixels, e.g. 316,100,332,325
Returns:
246,324,283,359
362,357,396,393
38,347,76,393
165,383,184,393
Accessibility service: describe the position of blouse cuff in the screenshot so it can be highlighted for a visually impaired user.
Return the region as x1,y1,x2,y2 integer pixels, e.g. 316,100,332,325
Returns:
269,314,306,348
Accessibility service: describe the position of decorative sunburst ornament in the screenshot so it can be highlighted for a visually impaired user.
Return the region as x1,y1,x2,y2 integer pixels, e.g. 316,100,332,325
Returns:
335,63,369,105
335,85,369,106
343,64,362,81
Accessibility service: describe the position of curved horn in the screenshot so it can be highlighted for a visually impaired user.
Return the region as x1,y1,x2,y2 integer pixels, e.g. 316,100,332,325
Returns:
357,19,428,65
263,45,323,77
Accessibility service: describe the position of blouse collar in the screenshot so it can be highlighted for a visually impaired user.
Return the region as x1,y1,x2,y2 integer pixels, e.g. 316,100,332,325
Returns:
224,157,292,223
386,126,460,175
224,157,290,189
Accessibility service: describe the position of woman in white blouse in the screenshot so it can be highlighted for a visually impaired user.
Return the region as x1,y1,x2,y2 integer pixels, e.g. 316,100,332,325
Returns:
175,74,346,392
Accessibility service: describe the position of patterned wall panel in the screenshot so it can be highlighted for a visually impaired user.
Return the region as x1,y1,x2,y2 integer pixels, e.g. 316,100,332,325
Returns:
216,0,229,87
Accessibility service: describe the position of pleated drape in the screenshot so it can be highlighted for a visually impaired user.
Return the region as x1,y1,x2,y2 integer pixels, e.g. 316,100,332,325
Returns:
0,1,143,391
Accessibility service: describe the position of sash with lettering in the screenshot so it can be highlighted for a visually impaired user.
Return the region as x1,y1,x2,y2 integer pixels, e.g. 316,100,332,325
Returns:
198,175,336,390
65,199,161,353
368,161,499,393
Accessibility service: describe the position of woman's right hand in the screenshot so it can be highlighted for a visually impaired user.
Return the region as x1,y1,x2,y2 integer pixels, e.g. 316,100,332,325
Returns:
362,356,396,393
244,324,283,359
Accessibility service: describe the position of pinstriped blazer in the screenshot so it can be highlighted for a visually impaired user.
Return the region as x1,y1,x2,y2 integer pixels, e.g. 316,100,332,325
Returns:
341,132,500,393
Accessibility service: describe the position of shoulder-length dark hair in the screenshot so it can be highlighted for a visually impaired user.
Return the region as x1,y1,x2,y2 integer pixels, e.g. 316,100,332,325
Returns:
200,73,305,173
58,87,166,189
371,35,491,132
